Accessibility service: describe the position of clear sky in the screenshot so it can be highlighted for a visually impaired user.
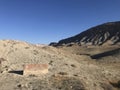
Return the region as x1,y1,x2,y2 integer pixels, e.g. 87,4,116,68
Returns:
0,0,120,44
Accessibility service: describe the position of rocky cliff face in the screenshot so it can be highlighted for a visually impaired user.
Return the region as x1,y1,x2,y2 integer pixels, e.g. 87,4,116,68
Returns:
50,21,120,46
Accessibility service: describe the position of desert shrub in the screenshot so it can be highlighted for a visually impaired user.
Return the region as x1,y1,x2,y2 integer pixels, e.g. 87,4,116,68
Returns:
118,81,120,88
25,47,30,49
74,74,78,77
58,72,68,75
51,76,86,90
3,44,6,47
28,74,37,77
0,58,7,73
17,84,22,88
27,80,50,90
100,83,113,90
65,63,68,66
71,64,77,68
7,50,14,55
33,50,39,55
49,60,53,65
110,80,120,88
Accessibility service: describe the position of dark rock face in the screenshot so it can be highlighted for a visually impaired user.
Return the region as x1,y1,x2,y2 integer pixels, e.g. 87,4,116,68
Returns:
51,21,120,46
49,42,58,47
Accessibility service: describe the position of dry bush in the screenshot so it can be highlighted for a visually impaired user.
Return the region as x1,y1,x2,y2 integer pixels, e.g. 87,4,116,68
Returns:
51,75,86,90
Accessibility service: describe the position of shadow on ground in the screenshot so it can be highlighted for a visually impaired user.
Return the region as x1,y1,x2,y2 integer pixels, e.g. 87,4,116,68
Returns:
9,70,23,75
91,48,120,59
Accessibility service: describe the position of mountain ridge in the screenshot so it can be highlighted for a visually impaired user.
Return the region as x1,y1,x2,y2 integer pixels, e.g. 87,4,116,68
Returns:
50,21,120,46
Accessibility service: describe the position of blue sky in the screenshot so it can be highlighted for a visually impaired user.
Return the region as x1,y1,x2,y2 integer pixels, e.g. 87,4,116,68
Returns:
0,0,120,44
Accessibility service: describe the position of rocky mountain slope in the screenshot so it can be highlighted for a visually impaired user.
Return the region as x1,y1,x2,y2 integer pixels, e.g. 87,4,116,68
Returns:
0,21,120,90
0,39,119,90
50,21,120,46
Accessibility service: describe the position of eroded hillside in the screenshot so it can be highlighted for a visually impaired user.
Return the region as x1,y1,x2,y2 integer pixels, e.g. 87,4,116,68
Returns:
50,21,120,46
0,40,119,90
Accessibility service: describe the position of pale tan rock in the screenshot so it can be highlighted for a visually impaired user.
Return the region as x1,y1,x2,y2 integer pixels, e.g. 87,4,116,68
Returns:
23,64,48,76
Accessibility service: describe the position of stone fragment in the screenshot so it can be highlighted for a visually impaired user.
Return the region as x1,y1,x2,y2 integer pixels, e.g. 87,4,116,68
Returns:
23,64,48,76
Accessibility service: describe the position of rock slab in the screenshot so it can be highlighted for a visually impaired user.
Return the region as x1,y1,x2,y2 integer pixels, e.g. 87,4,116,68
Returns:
23,64,48,76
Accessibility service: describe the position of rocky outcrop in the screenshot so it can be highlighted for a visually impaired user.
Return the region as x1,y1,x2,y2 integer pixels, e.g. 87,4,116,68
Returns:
50,21,120,46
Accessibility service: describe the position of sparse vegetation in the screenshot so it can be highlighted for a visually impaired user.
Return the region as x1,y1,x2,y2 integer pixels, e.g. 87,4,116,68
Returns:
73,74,78,77
49,60,53,65
71,64,77,68
110,80,120,89
3,44,6,47
51,76,85,90
25,47,30,49
58,72,68,75
33,50,39,55
100,83,113,90
0,21,120,90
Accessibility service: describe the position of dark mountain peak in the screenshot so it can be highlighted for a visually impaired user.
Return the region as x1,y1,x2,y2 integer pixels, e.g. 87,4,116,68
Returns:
50,21,120,46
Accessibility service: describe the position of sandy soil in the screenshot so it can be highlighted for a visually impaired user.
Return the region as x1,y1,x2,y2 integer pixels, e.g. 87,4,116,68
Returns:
0,40,120,90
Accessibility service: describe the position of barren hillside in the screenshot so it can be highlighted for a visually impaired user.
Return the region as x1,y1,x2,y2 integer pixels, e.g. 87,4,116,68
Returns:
0,21,120,90
50,21,120,46
0,39,119,90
